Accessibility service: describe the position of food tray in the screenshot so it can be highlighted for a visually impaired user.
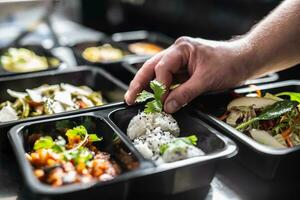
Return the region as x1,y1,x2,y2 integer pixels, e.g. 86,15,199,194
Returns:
0,66,127,152
0,45,65,77
8,103,237,199
71,39,136,84
112,30,174,52
8,114,145,200
192,80,300,180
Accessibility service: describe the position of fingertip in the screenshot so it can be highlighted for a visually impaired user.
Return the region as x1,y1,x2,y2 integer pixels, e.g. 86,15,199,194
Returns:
164,99,180,114
124,91,132,105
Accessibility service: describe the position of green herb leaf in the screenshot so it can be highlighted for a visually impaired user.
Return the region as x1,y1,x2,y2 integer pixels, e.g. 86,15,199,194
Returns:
159,143,169,154
159,135,198,155
144,100,162,114
63,147,93,165
135,80,166,113
150,80,166,101
276,92,300,103
136,91,154,103
88,134,103,142
66,125,88,140
184,135,198,145
33,136,54,150
236,100,298,130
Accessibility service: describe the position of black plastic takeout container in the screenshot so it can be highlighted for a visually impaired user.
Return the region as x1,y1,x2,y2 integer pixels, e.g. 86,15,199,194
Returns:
0,45,64,77
0,65,127,153
8,114,143,200
193,80,300,180
112,30,174,52
8,103,237,199
107,103,237,198
0,65,127,128
71,39,136,84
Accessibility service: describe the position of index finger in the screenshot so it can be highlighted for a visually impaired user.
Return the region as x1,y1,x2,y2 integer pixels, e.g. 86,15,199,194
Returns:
125,51,164,105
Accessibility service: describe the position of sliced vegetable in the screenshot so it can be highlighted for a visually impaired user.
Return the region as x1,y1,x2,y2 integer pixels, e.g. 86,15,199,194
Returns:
249,129,286,148
227,97,276,110
236,100,298,130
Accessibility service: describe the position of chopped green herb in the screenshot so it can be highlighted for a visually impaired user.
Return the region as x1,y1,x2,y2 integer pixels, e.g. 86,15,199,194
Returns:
136,80,166,114
33,136,54,150
88,134,103,142
159,135,198,155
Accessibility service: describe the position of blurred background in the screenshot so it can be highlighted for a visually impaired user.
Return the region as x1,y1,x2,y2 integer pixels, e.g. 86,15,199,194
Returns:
81,0,280,40
0,0,281,42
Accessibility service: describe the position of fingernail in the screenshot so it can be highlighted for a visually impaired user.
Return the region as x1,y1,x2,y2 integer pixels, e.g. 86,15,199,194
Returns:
124,91,132,105
166,100,179,113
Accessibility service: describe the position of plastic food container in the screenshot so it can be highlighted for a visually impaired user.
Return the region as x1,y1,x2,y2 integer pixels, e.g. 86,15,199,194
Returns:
0,66,127,152
71,39,136,84
0,45,64,77
112,30,174,55
8,103,237,199
193,80,300,180
8,114,144,200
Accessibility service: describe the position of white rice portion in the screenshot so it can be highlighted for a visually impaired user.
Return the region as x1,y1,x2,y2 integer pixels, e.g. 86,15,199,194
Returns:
127,112,180,140
133,127,175,160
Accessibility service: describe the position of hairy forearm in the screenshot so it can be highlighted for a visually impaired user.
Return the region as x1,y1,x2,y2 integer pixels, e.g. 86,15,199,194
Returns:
243,0,300,78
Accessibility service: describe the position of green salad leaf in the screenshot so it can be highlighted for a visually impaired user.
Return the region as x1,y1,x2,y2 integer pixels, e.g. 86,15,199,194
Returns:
276,92,300,103
33,136,54,150
136,80,166,114
66,125,102,142
236,100,298,130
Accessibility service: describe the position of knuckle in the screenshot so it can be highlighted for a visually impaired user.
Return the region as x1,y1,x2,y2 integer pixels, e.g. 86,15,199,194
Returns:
175,36,190,45
154,61,164,72
174,37,195,53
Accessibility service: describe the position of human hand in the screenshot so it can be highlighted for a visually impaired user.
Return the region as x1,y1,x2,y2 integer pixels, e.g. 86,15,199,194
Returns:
125,36,255,113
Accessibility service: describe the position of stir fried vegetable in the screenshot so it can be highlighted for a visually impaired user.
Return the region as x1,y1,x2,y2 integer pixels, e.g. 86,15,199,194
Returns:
0,48,59,73
26,126,120,187
223,90,300,148
82,44,125,62
0,83,104,122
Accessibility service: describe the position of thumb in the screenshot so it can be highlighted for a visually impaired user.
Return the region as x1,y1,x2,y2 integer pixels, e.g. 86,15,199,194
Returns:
164,75,204,113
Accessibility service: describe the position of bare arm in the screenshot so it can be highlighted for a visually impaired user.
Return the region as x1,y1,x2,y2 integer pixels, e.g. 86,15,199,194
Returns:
125,0,300,113
245,0,300,78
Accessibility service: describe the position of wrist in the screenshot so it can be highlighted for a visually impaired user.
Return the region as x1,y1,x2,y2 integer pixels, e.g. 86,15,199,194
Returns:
226,36,261,81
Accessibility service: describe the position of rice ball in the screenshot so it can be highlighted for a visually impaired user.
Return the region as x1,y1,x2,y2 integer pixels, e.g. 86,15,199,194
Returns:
127,112,180,140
